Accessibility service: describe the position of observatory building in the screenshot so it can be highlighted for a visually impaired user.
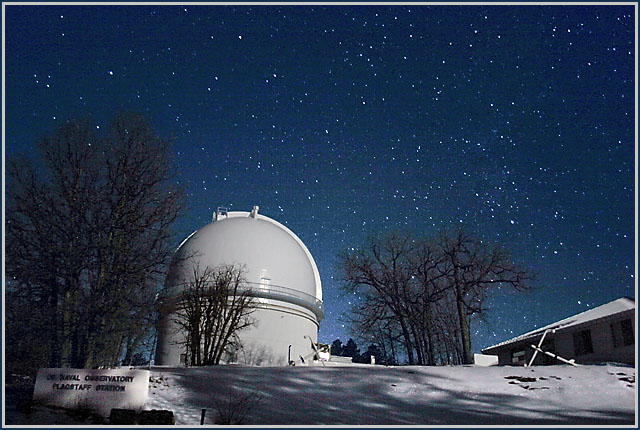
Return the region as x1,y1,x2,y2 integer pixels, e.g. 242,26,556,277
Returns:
155,206,324,366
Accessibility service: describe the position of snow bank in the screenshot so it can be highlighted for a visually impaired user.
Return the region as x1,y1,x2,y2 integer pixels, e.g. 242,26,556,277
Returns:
145,363,636,425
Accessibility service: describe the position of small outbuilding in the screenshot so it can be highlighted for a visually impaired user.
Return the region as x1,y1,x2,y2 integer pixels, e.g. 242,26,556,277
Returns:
482,297,635,366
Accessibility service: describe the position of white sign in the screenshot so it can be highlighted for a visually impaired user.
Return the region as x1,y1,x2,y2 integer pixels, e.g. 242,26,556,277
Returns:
473,353,498,367
33,368,150,416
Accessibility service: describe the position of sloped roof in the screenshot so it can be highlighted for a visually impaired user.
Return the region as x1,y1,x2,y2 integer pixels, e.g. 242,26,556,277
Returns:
483,297,635,353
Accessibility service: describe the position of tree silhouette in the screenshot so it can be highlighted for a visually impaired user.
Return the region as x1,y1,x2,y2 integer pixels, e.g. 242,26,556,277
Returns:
342,338,360,359
6,113,184,372
339,227,533,365
330,339,344,356
172,264,256,366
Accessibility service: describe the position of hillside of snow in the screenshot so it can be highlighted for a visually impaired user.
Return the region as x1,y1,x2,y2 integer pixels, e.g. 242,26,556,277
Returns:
144,363,635,425
5,363,635,426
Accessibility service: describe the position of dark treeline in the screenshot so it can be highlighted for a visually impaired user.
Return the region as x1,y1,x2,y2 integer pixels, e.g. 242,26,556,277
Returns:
338,228,534,365
330,338,396,365
5,113,184,373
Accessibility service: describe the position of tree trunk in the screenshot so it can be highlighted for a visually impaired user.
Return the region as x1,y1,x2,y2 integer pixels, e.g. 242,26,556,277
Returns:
455,290,473,364
410,323,424,365
398,317,415,365
48,284,61,367
424,304,435,366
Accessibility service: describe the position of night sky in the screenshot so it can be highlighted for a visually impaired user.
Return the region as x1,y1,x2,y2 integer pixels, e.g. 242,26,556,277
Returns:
4,4,636,354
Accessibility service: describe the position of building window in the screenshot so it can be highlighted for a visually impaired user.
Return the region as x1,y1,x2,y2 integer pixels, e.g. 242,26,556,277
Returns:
511,349,526,364
611,319,634,348
573,329,594,356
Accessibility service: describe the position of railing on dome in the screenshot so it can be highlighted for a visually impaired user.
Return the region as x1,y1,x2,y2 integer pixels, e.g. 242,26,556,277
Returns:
160,280,325,322
239,282,324,321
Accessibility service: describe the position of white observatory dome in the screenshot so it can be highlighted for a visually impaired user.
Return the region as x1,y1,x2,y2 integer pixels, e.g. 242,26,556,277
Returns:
155,206,324,366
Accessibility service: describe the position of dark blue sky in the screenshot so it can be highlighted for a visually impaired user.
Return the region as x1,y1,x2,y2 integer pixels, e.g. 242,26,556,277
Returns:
4,4,636,353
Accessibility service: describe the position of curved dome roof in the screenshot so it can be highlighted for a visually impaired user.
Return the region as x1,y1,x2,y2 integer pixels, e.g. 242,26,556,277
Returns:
169,208,322,302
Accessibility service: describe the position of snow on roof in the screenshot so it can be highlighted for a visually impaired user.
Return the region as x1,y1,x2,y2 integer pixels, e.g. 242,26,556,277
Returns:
483,297,635,352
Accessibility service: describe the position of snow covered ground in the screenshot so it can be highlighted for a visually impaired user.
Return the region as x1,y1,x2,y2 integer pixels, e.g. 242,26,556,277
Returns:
5,363,636,426
145,363,636,425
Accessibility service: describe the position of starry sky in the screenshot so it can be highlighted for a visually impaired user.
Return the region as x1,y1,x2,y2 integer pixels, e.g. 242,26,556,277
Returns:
4,4,636,353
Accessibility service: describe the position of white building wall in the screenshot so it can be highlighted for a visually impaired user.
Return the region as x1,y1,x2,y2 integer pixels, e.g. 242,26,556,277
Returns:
486,312,635,366
155,309,185,366
559,316,635,365
156,300,318,366
236,303,319,366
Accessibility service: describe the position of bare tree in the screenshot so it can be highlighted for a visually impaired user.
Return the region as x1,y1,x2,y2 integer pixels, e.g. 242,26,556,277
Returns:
341,231,454,365
349,311,402,365
438,226,534,364
339,231,420,364
5,113,184,371
339,227,534,366
173,264,256,366
404,237,452,365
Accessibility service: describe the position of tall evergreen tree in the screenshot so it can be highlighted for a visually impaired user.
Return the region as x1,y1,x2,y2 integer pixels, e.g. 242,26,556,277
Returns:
330,339,344,356
363,344,384,364
342,338,360,359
